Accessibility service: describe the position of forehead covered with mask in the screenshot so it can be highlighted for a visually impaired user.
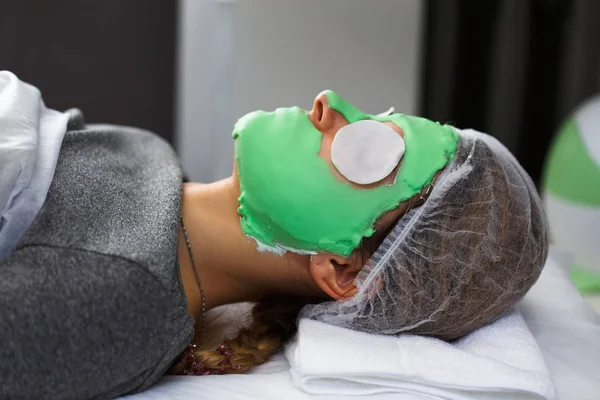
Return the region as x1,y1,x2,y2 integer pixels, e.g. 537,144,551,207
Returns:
232,90,459,256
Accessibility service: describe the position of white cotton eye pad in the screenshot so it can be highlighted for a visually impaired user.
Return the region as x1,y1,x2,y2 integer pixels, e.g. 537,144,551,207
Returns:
331,119,405,185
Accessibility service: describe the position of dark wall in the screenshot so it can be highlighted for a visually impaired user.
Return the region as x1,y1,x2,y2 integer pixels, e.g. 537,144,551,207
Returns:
420,0,600,185
0,0,177,144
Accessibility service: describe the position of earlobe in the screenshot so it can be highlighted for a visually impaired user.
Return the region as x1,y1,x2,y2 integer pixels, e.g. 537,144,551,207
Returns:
309,253,362,300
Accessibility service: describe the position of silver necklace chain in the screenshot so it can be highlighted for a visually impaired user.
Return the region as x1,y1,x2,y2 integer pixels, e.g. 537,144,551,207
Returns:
181,215,206,347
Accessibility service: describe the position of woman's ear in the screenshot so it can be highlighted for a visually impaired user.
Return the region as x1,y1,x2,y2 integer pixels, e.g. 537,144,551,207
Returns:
308,252,362,300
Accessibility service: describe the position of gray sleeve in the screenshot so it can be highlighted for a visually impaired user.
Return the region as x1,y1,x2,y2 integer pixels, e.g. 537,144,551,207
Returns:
0,245,172,400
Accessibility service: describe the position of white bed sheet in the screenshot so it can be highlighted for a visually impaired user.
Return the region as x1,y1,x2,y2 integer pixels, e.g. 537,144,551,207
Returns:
122,251,600,400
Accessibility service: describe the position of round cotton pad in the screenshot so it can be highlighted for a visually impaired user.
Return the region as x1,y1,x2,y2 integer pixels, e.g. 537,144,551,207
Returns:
331,120,405,185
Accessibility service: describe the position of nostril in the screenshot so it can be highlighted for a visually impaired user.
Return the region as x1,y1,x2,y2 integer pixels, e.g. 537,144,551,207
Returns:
315,100,324,123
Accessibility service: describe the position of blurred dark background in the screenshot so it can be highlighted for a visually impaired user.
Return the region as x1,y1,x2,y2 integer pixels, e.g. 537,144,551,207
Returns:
421,0,600,186
2,0,599,184
0,0,177,143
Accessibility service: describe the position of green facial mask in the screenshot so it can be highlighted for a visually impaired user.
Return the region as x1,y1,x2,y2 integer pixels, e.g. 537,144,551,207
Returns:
233,90,459,256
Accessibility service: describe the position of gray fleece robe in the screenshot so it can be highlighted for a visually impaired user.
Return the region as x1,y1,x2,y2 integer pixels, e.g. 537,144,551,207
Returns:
0,111,195,399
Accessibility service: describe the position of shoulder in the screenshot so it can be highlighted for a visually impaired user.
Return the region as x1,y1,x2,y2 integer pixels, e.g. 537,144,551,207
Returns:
20,122,184,285
62,122,180,169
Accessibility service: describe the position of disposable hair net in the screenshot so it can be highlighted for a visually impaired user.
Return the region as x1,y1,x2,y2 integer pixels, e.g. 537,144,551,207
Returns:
301,129,549,340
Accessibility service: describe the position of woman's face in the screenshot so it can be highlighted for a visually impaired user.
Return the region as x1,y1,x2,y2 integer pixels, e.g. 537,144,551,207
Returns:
232,90,458,257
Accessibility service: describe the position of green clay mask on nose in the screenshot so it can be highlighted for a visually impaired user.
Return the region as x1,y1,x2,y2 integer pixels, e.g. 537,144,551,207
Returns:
233,91,459,256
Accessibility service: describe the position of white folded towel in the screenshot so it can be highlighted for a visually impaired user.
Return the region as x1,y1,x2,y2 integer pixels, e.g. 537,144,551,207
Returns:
286,310,556,400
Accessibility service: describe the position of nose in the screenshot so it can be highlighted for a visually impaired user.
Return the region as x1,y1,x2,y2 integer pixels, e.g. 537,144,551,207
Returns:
309,91,335,131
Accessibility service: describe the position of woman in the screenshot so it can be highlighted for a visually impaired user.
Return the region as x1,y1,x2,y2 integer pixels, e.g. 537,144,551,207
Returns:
0,72,548,399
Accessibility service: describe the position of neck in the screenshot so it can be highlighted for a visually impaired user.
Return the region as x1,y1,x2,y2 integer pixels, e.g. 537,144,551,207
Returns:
177,177,324,321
